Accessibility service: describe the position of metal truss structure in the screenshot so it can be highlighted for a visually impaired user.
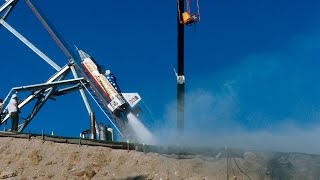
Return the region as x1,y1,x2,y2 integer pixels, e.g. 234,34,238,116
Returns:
0,0,126,139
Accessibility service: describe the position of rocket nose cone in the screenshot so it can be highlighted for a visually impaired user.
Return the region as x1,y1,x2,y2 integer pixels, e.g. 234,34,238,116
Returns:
78,49,91,61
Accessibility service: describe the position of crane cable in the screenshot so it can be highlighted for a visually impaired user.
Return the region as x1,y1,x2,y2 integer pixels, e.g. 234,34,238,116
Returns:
196,0,200,21
177,0,182,24
186,0,190,14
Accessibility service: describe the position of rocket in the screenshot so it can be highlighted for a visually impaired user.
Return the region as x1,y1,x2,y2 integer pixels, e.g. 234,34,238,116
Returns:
77,48,141,122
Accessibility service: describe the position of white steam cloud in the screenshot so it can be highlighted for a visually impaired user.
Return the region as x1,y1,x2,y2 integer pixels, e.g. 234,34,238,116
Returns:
151,32,320,155
127,112,154,144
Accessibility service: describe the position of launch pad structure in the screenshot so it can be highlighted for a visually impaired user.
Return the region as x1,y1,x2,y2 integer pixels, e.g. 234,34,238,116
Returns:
0,0,143,140
0,0,201,141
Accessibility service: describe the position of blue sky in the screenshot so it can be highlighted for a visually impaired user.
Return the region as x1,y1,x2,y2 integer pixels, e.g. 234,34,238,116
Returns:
1,0,320,153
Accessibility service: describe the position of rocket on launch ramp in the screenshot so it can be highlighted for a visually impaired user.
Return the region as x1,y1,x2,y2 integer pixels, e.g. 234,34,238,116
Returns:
77,48,142,130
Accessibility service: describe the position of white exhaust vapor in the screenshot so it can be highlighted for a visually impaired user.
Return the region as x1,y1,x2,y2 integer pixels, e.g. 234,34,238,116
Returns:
126,112,154,144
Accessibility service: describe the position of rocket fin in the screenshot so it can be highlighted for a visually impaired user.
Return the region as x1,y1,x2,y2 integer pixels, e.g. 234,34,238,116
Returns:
122,93,141,107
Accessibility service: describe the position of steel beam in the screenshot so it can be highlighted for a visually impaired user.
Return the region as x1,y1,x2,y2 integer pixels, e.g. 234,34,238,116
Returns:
177,0,185,131
0,19,61,71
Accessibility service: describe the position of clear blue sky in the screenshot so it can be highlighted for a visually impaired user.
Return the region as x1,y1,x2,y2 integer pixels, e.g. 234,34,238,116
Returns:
1,0,320,152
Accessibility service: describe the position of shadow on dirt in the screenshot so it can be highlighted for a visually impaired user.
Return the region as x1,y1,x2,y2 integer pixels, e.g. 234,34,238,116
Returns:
121,175,148,180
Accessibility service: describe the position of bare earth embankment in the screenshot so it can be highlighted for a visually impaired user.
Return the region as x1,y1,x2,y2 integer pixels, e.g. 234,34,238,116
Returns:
0,137,319,180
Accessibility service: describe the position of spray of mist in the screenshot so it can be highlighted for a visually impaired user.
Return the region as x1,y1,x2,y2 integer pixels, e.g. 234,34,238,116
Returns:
150,32,320,155
126,112,154,144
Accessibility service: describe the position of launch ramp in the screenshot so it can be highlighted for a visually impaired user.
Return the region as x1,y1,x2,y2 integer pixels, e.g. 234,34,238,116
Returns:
0,0,142,140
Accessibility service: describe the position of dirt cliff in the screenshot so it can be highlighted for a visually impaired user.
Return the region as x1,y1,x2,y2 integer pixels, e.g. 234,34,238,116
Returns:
0,136,319,180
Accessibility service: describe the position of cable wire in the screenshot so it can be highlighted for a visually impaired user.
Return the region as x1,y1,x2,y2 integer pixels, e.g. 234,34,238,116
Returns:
232,156,252,180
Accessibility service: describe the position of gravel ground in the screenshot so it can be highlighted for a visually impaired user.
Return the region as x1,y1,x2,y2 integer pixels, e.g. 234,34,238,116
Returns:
0,137,319,180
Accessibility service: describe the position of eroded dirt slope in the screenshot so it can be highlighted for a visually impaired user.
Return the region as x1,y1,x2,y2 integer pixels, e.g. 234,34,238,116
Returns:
0,137,319,180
